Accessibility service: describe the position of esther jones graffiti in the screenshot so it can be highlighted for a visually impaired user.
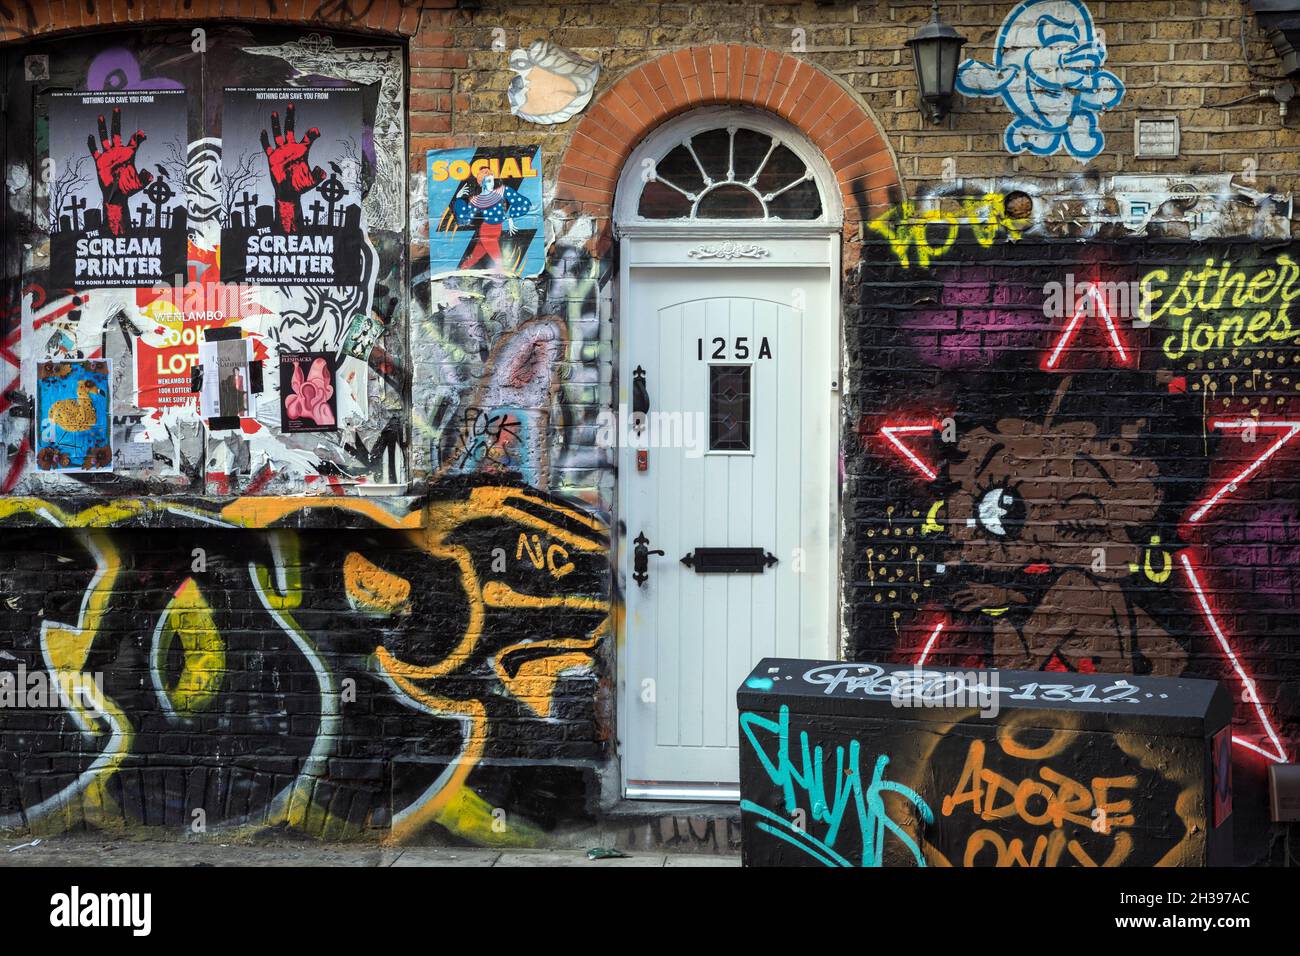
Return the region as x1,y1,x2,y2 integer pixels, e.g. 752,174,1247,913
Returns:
956,0,1124,160
1140,256,1300,361
855,231,1298,813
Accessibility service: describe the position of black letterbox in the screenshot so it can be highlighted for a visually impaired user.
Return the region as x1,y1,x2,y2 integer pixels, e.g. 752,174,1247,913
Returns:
737,658,1233,867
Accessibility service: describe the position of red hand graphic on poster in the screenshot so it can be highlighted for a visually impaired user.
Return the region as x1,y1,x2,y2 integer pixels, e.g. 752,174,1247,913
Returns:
260,102,326,233
87,107,153,237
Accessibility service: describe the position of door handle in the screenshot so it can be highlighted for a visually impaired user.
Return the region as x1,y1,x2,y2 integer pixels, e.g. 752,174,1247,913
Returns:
632,365,649,435
632,531,664,587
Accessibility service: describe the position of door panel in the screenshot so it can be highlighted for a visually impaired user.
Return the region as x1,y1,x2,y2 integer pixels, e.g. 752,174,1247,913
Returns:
620,264,833,791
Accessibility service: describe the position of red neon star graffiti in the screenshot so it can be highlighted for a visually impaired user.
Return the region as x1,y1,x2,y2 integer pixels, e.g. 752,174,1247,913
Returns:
878,340,1293,763
1188,419,1300,524
1179,551,1288,763
1043,283,1131,370
878,422,941,481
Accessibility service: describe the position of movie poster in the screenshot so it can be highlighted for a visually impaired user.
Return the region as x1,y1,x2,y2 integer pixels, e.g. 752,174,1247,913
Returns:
35,360,113,472
48,91,188,289
279,352,337,433
427,146,544,277
220,87,365,286
197,335,256,424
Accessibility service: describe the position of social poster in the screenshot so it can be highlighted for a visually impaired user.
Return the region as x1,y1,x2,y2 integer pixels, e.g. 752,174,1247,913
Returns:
35,360,113,472
48,90,188,289
279,352,337,433
427,146,544,277
220,87,365,286
198,336,256,423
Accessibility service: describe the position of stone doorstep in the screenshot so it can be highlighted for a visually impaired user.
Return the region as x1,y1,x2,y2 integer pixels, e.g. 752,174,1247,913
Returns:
535,801,743,856
385,800,742,855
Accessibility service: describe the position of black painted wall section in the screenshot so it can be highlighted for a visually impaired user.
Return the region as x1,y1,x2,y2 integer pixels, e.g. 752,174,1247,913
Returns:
0,477,610,844
845,236,1300,864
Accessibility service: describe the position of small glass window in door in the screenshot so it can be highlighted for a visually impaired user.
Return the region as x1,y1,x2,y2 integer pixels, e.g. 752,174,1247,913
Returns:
708,365,751,452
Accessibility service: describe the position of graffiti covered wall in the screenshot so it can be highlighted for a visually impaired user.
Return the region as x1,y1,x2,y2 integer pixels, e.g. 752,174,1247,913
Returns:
848,197,1300,862
4,0,1300,862
2,27,410,495
0,480,609,841
0,21,617,846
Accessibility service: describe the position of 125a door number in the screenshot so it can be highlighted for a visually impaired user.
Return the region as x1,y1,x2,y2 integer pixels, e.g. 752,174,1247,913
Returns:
697,336,772,360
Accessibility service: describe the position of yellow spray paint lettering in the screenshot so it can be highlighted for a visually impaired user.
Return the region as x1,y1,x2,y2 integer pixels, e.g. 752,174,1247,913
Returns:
430,156,539,182
869,194,1024,269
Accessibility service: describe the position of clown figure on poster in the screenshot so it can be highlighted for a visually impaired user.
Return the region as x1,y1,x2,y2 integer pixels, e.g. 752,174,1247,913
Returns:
427,147,545,277
452,168,533,270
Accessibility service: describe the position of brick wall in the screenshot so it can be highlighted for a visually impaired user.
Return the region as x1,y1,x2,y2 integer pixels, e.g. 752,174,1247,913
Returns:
418,1,1300,225
1,0,1298,863
846,233,1300,864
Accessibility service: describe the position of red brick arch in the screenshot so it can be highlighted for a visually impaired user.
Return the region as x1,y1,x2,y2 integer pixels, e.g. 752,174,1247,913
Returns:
556,43,901,238
0,0,440,45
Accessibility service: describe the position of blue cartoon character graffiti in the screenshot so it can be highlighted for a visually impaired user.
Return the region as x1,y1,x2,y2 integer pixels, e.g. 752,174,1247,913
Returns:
956,0,1123,160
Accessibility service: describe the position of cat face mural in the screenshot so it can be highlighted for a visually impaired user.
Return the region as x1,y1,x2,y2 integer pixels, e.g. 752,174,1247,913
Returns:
956,0,1124,160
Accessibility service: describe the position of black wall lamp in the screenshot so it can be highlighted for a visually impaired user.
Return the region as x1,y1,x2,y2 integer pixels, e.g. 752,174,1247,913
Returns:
906,1,967,124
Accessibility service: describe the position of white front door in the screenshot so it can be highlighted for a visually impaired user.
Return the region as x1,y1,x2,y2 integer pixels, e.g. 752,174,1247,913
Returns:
619,241,836,797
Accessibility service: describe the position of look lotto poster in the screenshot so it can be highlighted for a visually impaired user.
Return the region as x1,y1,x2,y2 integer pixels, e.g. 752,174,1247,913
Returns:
427,146,544,277
134,315,228,411
220,87,365,286
48,90,188,289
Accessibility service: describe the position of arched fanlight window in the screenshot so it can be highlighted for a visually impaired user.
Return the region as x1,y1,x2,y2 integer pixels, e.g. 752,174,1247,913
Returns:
636,125,824,222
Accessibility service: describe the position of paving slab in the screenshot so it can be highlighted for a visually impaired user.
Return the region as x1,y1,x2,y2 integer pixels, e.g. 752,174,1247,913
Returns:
663,853,742,867
389,848,501,867
0,836,740,867
493,850,666,867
